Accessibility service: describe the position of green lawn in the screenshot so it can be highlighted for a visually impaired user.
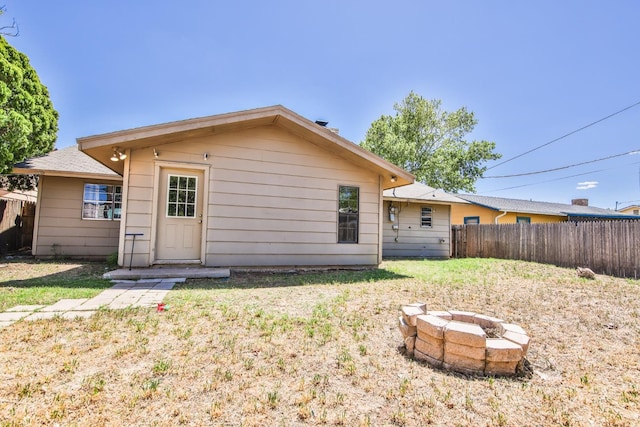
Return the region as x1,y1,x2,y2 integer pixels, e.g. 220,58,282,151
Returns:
0,260,112,311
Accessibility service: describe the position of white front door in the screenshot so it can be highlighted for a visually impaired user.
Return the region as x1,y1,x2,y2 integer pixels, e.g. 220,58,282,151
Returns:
155,167,204,262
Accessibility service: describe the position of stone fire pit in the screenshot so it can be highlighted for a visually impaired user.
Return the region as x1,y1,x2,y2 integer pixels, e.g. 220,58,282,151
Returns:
398,303,530,376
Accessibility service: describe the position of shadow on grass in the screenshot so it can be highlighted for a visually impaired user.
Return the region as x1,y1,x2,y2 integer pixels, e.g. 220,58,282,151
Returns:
177,268,410,291
0,257,112,290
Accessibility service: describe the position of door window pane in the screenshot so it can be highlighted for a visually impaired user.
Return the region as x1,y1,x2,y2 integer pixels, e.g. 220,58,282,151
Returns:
167,174,197,218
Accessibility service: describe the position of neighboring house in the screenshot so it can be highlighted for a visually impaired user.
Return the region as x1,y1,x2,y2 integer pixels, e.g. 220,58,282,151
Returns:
452,194,636,224
382,182,468,258
617,204,640,216
12,105,413,267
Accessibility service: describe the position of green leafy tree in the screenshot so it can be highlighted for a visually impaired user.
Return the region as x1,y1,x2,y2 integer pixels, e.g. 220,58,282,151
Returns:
0,32,58,176
361,91,500,192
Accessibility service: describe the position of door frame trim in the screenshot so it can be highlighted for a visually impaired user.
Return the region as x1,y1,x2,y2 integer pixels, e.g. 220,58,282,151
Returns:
150,160,210,266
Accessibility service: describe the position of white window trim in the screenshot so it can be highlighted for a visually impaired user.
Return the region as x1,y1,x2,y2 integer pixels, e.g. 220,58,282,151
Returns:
82,183,122,221
420,206,433,228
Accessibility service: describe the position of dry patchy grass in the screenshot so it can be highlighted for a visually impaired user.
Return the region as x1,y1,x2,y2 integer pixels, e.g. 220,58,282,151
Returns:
0,258,639,426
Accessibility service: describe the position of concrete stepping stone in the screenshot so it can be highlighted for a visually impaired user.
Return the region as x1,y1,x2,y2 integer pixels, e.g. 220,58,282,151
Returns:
25,311,61,321
0,311,33,322
61,311,96,319
40,299,88,312
6,305,45,312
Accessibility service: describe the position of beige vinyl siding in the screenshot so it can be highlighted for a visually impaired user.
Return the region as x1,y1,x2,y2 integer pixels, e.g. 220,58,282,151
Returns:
122,125,381,267
34,176,120,259
121,150,155,267
382,201,451,258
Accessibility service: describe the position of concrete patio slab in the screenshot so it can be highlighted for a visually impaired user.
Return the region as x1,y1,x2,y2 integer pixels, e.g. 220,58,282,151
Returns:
103,267,229,280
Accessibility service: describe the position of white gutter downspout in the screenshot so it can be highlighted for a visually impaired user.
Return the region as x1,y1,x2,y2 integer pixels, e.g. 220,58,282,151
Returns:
495,210,508,224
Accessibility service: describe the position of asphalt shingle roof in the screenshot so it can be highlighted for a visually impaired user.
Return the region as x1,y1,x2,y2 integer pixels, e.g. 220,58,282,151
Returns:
12,146,120,177
456,194,633,218
383,182,469,204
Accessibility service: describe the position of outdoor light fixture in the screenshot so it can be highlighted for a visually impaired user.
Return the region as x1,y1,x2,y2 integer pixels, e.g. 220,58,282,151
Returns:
390,175,397,183
153,148,159,159
110,147,126,162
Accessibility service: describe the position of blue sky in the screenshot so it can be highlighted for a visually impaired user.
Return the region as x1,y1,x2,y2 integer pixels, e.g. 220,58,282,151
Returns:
6,1,640,209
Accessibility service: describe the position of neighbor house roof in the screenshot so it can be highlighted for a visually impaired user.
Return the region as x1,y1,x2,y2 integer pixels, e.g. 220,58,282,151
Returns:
383,182,469,205
76,105,414,189
617,204,640,213
12,146,122,181
456,194,636,219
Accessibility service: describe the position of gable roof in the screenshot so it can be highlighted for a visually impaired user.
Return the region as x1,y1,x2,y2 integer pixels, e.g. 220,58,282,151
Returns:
11,146,122,181
457,194,636,219
76,105,414,189
383,182,469,205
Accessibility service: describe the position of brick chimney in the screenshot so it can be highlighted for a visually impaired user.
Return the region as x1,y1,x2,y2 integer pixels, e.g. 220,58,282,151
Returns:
571,198,589,206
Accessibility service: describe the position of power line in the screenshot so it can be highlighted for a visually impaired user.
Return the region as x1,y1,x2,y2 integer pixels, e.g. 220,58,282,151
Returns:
483,150,639,179
487,100,640,171
478,169,604,193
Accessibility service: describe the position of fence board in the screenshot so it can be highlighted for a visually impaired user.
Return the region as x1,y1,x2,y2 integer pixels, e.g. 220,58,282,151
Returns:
0,199,35,254
451,221,640,279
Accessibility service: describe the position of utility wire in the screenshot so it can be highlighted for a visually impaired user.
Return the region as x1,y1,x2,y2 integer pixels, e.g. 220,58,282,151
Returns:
487,100,640,170
483,150,639,178
479,169,604,193
479,159,640,194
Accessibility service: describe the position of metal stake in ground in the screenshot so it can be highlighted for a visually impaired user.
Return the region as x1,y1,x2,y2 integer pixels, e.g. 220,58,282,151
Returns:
124,233,143,271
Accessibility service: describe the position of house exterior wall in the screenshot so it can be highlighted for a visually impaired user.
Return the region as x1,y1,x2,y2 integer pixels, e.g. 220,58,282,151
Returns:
618,205,640,216
382,201,451,258
122,125,382,267
33,176,120,259
450,204,564,224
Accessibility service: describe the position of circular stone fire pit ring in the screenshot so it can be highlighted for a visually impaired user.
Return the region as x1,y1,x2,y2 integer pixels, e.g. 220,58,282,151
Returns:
398,304,530,376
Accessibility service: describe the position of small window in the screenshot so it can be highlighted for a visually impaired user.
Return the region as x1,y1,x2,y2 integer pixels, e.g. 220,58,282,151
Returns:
464,216,480,224
516,216,531,224
633,209,639,215
167,174,197,218
82,183,122,220
338,185,359,243
420,207,433,228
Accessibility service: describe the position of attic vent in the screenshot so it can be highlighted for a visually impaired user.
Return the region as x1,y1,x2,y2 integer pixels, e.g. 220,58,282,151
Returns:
571,198,589,206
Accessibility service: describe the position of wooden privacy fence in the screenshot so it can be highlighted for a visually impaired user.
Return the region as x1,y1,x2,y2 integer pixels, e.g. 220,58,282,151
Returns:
0,199,35,254
451,221,640,279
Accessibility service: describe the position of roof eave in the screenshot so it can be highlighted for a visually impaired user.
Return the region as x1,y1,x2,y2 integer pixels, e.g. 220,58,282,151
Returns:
76,105,414,188
382,196,469,205
10,167,122,181
565,213,638,219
